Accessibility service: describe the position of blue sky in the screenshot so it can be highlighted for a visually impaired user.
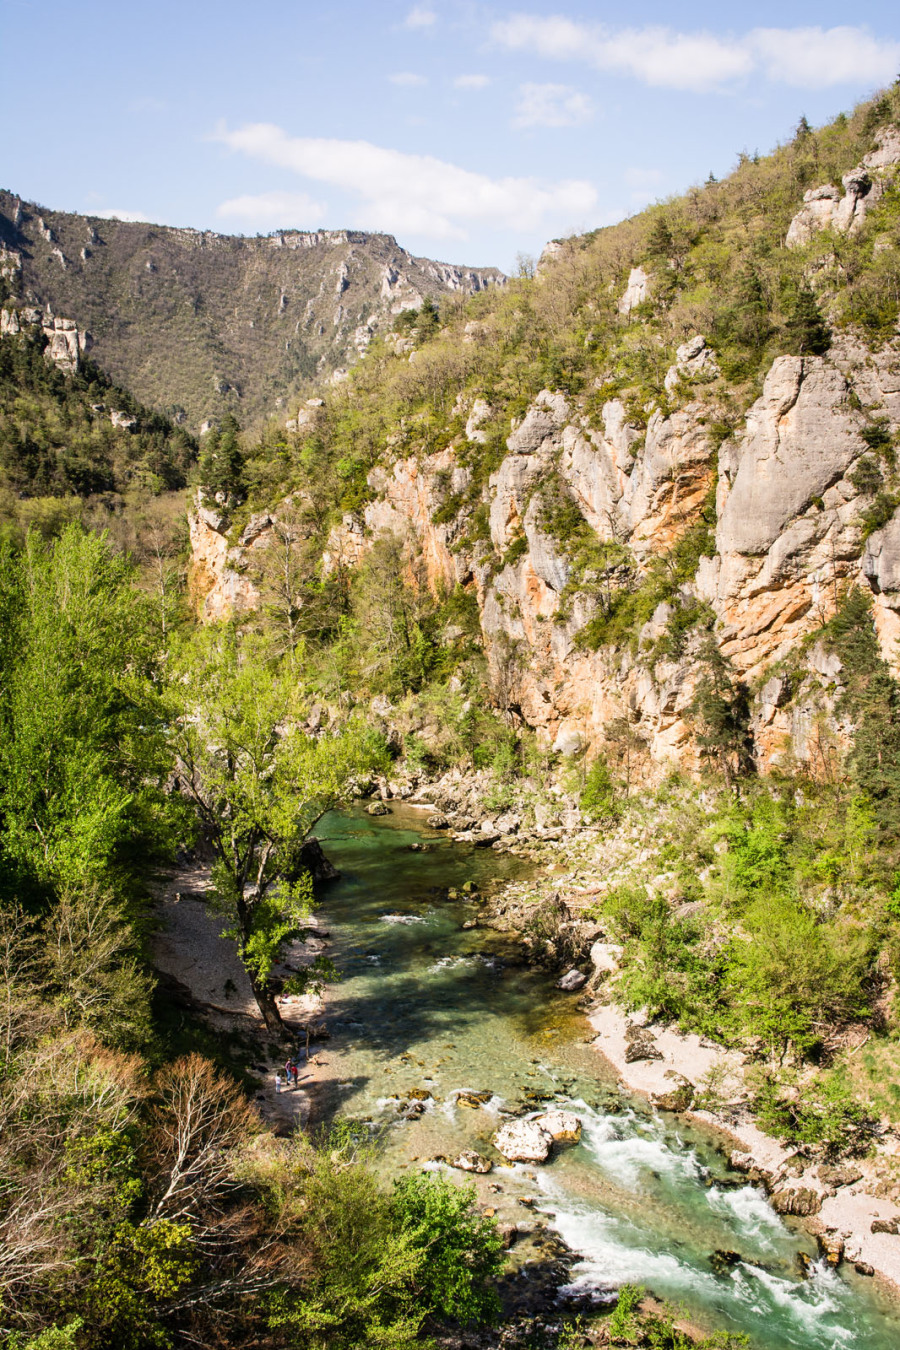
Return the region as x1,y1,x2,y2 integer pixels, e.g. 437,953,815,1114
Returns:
3,0,900,271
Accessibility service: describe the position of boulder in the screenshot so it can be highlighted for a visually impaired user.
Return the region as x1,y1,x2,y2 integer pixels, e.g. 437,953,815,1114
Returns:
771,1187,822,1217
451,1150,493,1174
625,1036,664,1064
651,1073,695,1112
366,802,390,816
427,812,449,829
589,941,623,976
818,1231,845,1266
871,1217,900,1235
817,1163,863,1189
535,1110,582,1143
297,837,340,882
493,1119,553,1163
557,969,587,992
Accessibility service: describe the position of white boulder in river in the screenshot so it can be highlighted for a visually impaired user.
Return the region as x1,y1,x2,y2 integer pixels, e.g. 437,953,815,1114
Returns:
535,1110,582,1144
493,1119,553,1163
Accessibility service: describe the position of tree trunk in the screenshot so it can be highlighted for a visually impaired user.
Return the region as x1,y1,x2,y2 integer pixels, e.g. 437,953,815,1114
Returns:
249,974,284,1034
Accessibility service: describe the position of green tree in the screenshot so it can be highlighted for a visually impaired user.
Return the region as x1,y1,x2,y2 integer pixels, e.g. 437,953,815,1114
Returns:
169,632,387,1030
784,281,831,356
197,414,245,505
0,527,180,902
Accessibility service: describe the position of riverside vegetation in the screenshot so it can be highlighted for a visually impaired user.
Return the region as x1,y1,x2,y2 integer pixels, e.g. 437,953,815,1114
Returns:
3,86,900,1349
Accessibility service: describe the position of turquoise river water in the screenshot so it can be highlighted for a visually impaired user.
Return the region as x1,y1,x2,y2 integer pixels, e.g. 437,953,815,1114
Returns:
312,804,900,1348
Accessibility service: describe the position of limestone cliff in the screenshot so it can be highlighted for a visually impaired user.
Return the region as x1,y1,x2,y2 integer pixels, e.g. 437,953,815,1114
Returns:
187,98,900,779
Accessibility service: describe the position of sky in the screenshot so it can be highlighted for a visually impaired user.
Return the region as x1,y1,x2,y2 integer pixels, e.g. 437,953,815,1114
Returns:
3,0,900,272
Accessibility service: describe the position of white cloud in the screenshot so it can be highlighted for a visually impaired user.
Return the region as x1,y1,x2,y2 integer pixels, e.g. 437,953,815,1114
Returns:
454,73,491,89
513,82,593,129
491,14,900,92
214,122,598,241
93,208,151,222
404,4,436,28
747,26,899,88
389,71,428,86
216,191,328,228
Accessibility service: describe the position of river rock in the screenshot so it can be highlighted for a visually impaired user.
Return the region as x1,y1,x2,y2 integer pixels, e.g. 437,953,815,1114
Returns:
493,1119,553,1163
871,1216,900,1235
535,1110,582,1143
296,841,335,884
427,812,449,828
590,941,623,975
455,1090,493,1108
771,1187,822,1217
709,1250,742,1275
818,1163,863,1189
651,1072,695,1112
624,1035,664,1064
557,969,587,992
451,1150,493,1174
366,802,390,816
406,1088,432,1101
818,1231,845,1265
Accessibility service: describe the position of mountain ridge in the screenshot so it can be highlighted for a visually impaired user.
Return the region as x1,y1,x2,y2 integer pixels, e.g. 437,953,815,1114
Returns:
0,190,505,431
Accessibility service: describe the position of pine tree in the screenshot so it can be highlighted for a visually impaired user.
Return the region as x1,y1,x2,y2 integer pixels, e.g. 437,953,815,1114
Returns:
785,282,831,356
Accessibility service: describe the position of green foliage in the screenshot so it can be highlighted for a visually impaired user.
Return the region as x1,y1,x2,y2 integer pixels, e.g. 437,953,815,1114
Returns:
752,1066,877,1152
826,588,900,836
169,629,388,1027
689,639,752,789
0,526,183,903
576,514,716,655
782,281,831,355
0,326,195,510
197,413,245,505
580,757,621,820
391,1172,504,1325
608,1283,746,1348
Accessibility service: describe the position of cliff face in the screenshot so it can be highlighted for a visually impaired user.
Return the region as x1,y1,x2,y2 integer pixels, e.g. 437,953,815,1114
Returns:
0,192,504,430
190,329,900,777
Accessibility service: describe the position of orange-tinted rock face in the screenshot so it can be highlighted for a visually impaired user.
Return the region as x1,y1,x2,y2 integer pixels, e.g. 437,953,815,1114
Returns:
189,336,900,780
187,495,261,622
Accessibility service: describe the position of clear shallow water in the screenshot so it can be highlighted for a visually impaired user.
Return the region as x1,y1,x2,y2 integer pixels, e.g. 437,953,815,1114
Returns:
313,805,900,1348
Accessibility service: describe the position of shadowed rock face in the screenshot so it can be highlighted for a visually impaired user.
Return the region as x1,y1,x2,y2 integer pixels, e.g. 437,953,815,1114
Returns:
0,190,505,430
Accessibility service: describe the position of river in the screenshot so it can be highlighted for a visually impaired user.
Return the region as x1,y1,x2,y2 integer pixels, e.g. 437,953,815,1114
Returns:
311,803,900,1348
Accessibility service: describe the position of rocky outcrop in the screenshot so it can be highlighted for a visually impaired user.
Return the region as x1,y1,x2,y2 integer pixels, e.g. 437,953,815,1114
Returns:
699,337,900,686
618,266,651,314
1,304,90,372
785,126,900,248
188,494,264,622
189,316,900,778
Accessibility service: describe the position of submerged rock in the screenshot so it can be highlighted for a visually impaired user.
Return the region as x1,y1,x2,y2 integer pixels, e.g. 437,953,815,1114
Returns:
557,969,587,992
493,1119,553,1163
451,1150,493,1174
535,1109,582,1143
455,1090,493,1108
709,1250,743,1276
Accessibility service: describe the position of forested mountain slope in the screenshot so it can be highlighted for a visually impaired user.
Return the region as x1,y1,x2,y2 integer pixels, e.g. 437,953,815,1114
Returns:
0,190,504,430
0,310,196,539
191,87,900,784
